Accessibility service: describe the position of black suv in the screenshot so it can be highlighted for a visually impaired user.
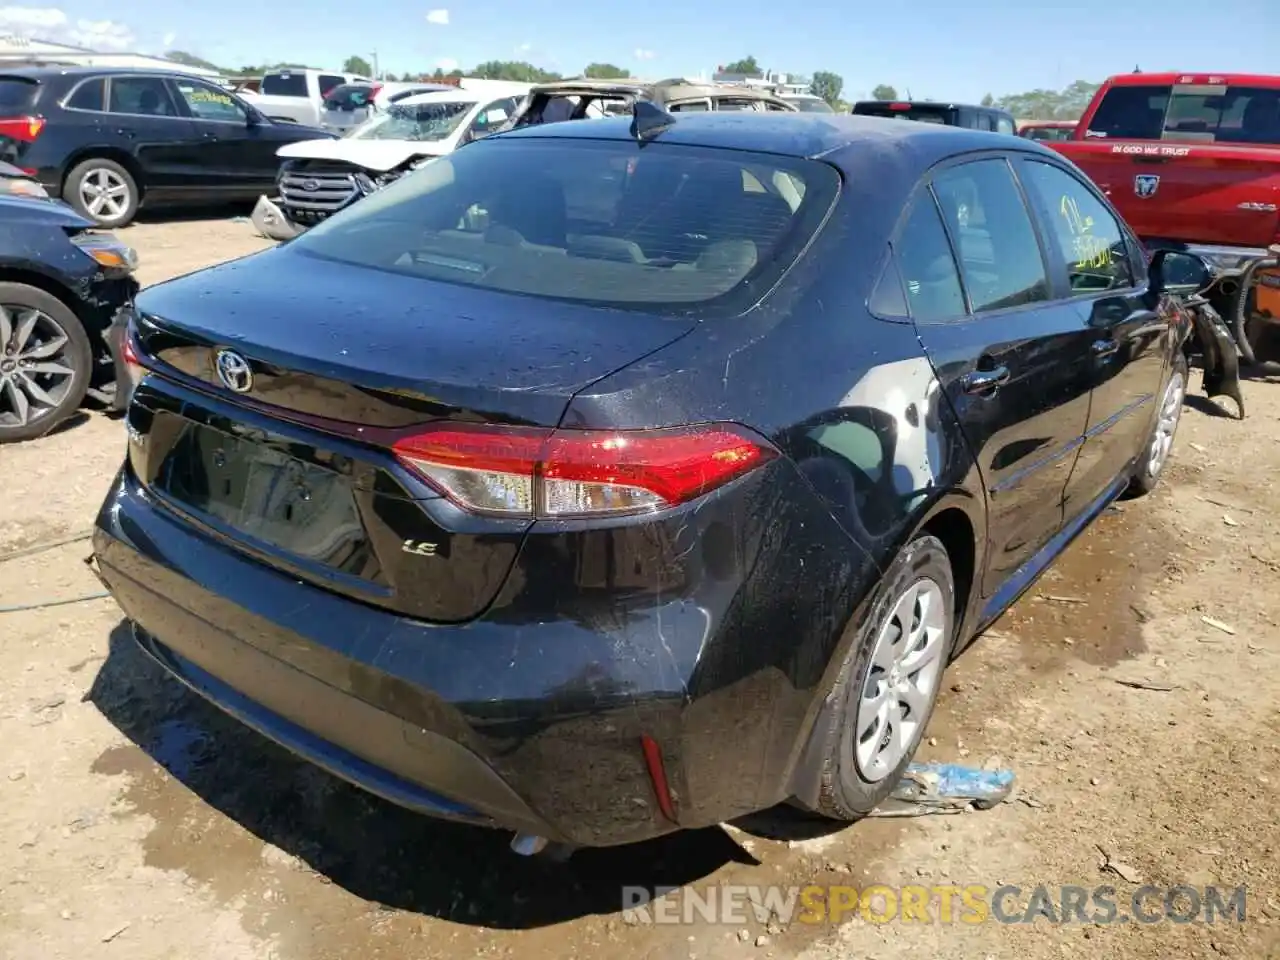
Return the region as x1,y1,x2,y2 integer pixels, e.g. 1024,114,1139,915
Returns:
851,99,1017,134
0,66,335,227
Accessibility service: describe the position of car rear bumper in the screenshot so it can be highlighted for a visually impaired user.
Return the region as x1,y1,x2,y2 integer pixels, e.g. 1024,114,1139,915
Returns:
92,465,809,847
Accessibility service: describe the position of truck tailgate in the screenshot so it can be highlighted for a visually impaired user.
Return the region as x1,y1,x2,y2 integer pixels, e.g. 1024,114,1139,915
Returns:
1053,139,1280,248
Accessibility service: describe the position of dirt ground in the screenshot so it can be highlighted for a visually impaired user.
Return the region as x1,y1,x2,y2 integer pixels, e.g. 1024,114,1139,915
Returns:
1,216,1278,960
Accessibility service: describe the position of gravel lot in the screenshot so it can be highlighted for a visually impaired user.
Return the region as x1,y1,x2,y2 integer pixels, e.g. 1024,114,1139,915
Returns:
1,216,1278,960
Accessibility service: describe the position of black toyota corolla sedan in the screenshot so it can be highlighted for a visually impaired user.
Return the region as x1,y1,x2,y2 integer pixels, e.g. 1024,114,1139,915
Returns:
92,111,1209,852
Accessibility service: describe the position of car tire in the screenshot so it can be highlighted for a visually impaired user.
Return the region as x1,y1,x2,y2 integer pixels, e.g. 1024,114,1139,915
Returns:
1127,354,1188,497
0,282,93,444
810,534,955,820
64,158,140,228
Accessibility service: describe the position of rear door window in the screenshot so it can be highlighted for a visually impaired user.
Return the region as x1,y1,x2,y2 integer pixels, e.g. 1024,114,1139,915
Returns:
261,72,309,97
0,77,39,113
931,159,1050,313
65,77,105,112
319,74,346,98
291,138,840,314
108,76,180,117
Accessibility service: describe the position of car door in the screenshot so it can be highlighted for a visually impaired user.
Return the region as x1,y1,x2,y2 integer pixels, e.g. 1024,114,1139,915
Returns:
1015,156,1171,518
170,77,266,197
897,155,1096,598
104,74,200,194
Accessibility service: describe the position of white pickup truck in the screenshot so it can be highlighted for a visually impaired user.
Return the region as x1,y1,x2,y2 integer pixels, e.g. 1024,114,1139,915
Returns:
249,68,371,126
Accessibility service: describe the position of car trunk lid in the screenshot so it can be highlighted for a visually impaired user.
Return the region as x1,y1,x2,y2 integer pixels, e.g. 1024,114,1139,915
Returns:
128,246,696,622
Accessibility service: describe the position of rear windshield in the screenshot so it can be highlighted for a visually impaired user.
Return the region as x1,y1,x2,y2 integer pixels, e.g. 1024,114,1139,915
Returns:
261,72,309,97
1085,83,1280,145
291,137,839,314
788,97,834,113
0,77,38,113
349,100,473,141
853,103,953,124
324,84,375,110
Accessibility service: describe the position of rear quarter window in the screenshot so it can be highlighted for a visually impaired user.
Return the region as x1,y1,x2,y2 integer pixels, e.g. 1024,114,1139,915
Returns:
290,138,840,315
0,77,38,113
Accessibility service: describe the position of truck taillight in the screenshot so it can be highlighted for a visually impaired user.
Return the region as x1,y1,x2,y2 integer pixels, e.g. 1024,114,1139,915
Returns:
0,115,44,142
391,423,776,519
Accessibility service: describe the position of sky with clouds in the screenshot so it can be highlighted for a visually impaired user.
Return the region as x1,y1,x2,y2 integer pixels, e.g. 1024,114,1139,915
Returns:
1,0,1279,102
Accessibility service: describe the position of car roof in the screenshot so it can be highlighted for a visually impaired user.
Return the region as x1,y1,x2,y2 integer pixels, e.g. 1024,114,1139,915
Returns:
496,111,1058,165
0,64,204,80
853,99,1013,113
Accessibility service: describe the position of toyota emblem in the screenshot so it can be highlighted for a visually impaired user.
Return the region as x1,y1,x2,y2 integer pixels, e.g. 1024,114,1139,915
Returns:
214,349,253,393
300,179,320,192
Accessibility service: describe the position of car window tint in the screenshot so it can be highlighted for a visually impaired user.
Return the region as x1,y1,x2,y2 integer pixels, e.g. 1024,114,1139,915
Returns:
894,194,966,322
320,75,346,98
996,116,1016,135
291,138,839,314
932,159,1049,313
1020,161,1134,293
66,78,105,112
1163,85,1280,145
175,80,246,122
0,78,37,113
669,100,710,112
1084,84,1170,140
108,77,179,117
261,73,308,97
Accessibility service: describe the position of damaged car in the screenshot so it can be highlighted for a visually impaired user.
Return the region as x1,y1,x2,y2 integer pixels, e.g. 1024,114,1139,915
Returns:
0,191,138,442
503,76,799,129
97,110,1206,856
252,84,529,239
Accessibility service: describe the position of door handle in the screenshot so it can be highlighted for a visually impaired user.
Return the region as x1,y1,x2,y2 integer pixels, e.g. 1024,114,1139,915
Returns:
961,366,1010,395
1091,338,1120,358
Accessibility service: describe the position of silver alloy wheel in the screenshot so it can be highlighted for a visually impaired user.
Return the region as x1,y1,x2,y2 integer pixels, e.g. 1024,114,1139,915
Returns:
78,167,131,222
854,577,947,782
0,305,76,429
1148,370,1185,477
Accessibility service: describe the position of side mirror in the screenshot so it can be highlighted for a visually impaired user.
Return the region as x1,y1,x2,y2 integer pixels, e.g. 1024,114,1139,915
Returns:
1149,248,1213,296
246,106,266,127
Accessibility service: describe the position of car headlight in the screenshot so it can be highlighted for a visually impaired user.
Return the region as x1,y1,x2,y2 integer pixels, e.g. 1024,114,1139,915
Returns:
2,177,48,198
70,231,139,274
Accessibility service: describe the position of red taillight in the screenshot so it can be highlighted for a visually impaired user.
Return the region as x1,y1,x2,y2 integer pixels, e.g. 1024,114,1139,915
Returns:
120,327,147,388
889,102,912,111
369,82,384,98
391,422,775,519
0,115,44,142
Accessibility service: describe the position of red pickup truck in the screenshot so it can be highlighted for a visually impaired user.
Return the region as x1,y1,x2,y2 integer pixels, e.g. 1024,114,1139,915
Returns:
1051,72,1280,341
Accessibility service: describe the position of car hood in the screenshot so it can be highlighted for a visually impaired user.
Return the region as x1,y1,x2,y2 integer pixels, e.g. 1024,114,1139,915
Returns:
276,137,450,171
0,194,91,227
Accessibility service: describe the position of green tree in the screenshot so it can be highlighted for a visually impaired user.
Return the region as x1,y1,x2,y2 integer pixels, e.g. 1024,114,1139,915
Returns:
165,50,224,72
584,62,629,79
721,55,760,76
809,70,843,106
471,60,561,83
871,84,897,101
995,79,1100,121
343,55,373,76
980,92,994,107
